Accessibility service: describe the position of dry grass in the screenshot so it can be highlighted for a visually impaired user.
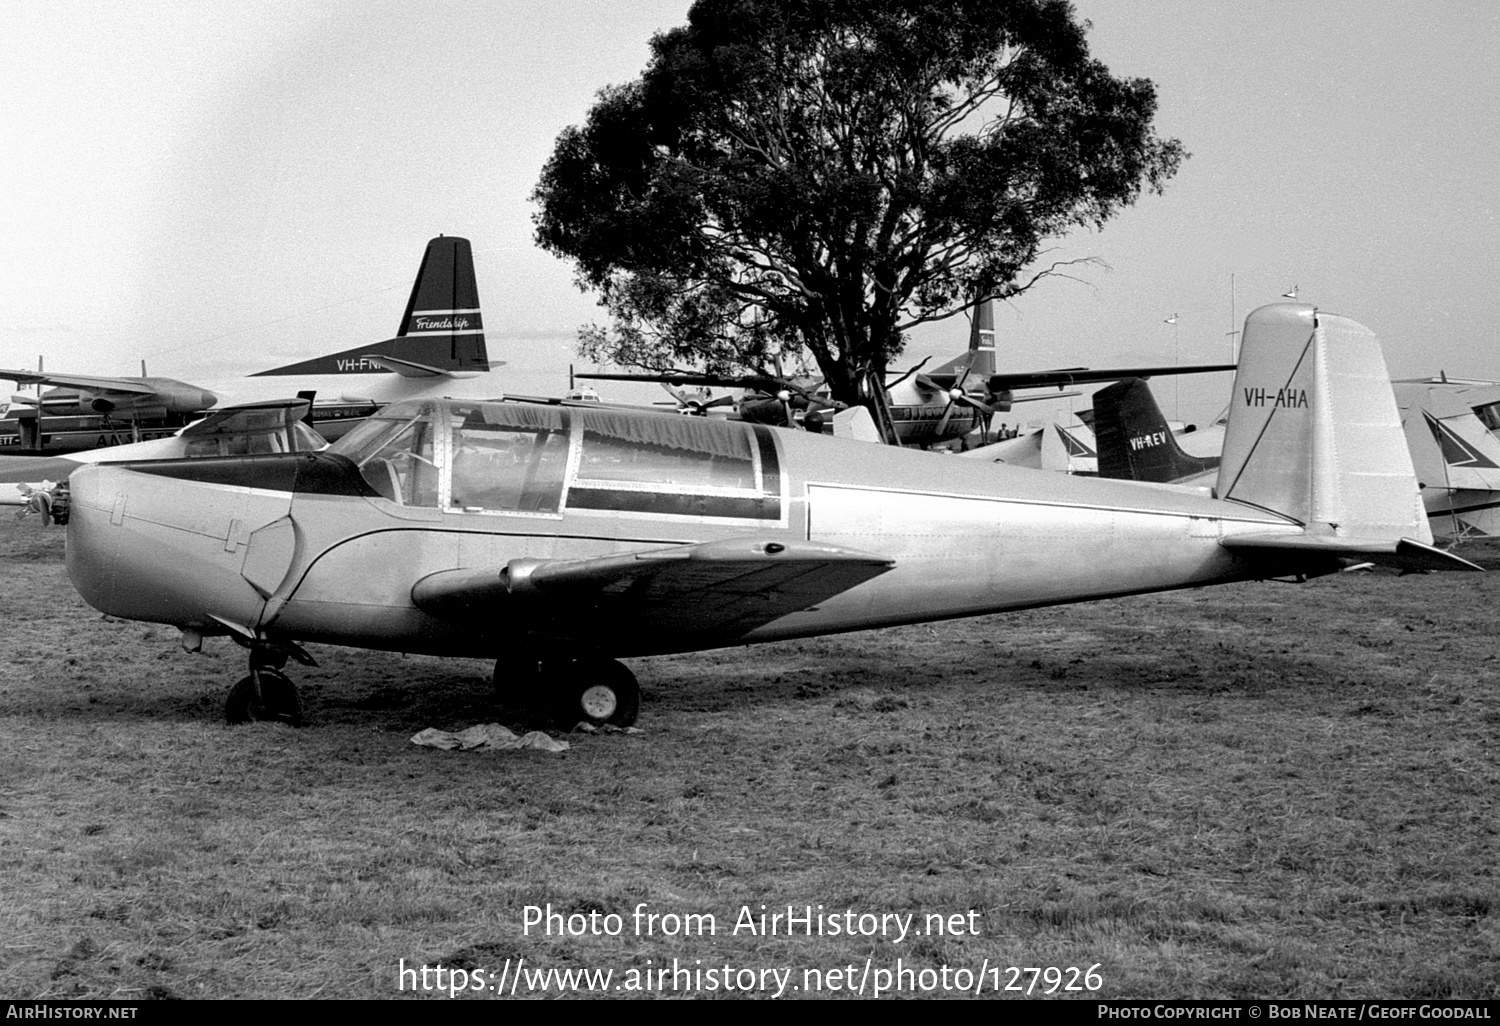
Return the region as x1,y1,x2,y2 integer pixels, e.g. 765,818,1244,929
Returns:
1,515,1497,999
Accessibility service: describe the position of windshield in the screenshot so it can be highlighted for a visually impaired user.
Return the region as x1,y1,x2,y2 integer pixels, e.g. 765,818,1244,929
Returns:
328,402,440,505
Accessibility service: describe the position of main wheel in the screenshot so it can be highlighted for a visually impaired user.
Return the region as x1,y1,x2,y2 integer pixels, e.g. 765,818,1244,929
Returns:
557,658,640,729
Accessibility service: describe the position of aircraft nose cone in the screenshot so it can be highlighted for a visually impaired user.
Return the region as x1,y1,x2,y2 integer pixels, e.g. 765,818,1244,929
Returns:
199,389,220,410
64,465,118,612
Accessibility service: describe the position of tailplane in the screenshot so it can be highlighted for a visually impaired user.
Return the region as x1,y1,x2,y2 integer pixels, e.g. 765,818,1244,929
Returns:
1094,377,1218,484
253,236,489,378
1216,303,1477,571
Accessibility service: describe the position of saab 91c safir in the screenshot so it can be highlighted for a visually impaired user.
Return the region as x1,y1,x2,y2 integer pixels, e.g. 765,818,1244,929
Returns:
62,304,1478,729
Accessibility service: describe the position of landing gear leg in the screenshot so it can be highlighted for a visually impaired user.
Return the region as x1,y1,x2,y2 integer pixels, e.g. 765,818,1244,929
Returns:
493,654,545,716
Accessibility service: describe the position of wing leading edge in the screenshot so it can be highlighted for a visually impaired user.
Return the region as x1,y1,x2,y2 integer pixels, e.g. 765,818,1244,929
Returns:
412,537,895,641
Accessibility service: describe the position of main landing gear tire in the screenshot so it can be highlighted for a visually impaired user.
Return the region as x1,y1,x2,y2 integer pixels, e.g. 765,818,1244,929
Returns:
557,658,640,729
224,668,302,727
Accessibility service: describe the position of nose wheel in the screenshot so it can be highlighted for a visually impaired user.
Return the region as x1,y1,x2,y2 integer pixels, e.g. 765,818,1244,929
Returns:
224,646,308,726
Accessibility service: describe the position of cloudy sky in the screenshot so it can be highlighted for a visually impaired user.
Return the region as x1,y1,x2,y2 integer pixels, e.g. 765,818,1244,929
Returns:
4,0,1498,427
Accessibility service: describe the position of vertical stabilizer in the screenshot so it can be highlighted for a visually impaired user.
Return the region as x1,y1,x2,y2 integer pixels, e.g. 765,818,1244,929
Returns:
968,298,996,380
1094,378,1218,484
395,236,486,365
925,298,997,382
1040,422,1097,473
1217,303,1429,544
253,236,489,377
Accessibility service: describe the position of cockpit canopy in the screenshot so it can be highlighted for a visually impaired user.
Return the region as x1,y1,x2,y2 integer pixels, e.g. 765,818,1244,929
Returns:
328,399,782,521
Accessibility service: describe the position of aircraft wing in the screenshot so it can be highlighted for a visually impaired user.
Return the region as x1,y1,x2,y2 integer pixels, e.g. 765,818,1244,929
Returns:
412,537,895,638
987,363,1237,391
0,368,165,397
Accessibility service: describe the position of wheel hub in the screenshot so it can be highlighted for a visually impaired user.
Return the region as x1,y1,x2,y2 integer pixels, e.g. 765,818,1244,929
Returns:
579,684,619,721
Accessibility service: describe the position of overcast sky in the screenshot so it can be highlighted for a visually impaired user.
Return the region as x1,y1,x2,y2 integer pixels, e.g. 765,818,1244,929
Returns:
4,0,1498,427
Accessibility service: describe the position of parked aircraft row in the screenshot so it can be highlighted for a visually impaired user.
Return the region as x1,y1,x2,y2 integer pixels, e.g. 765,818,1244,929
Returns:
60,303,1479,731
579,298,1236,449
1017,373,1500,542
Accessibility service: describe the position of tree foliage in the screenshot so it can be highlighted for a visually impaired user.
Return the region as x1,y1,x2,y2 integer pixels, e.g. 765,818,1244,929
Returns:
533,0,1186,403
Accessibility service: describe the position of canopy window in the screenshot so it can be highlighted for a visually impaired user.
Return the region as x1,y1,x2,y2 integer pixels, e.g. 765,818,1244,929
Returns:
1474,400,1500,432
447,403,569,514
570,411,782,521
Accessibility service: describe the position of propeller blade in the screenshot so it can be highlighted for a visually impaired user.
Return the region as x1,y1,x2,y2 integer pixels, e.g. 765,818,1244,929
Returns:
935,399,957,437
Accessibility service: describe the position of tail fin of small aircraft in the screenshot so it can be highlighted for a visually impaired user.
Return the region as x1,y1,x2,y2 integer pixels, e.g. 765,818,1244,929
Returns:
252,236,489,378
1398,384,1500,539
1094,377,1218,483
1400,386,1500,490
1039,422,1097,474
1216,303,1478,571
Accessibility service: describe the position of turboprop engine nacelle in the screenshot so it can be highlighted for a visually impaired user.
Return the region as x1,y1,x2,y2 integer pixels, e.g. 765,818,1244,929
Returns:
135,378,220,414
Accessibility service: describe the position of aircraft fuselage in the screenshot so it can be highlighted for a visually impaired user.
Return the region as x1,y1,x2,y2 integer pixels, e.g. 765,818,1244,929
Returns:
65,398,1316,663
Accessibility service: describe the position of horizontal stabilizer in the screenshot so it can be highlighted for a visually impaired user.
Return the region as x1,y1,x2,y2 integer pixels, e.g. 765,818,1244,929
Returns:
1221,533,1480,572
179,398,313,436
359,354,449,378
412,537,894,638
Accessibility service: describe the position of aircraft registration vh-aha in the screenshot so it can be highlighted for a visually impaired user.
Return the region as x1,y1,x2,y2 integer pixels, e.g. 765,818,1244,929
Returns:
63,304,1478,729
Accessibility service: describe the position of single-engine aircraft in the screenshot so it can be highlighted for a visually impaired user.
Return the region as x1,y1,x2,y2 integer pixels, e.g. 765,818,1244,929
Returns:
1,235,498,454
62,304,1478,730
580,300,1235,449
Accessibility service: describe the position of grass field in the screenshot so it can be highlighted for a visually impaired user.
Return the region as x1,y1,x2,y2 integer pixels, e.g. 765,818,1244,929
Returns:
1,514,1497,999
